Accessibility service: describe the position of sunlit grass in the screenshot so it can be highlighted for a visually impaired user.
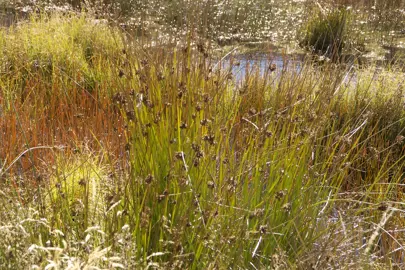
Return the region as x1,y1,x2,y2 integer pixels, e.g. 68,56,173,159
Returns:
1,11,405,269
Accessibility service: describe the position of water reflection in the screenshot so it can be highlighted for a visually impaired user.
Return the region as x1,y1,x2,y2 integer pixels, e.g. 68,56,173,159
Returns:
219,53,304,83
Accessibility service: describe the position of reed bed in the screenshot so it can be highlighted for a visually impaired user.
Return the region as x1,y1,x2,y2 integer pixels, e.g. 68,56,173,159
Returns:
1,13,405,269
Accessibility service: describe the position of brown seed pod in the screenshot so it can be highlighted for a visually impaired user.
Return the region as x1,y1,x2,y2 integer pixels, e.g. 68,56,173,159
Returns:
180,122,188,129
203,134,215,145
259,225,267,234
157,194,166,202
377,203,388,211
275,190,286,200
269,63,277,72
193,158,200,167
200,118,210,126
196,150,204,159
78,178,86,187
282,202,292,212
145,174,154,184
175,152,184,160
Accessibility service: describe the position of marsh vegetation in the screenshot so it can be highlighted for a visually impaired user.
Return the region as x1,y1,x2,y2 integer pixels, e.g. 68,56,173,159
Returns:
2,1,405,269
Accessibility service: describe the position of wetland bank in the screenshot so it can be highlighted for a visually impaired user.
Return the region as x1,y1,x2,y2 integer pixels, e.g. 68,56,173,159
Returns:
2,0,405,269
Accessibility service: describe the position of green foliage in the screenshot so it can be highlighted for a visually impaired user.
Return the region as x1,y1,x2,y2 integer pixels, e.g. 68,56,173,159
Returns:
300,8,349,60
0,12,125,108
47,153,109,231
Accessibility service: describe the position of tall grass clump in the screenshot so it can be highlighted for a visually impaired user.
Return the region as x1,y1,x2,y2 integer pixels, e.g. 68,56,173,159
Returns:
112,52,405,267
119,51,333,268
0,12,125,108
300,8,349,61
0,12,129,181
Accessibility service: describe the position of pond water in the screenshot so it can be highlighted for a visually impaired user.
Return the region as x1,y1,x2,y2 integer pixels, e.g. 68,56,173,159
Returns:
217,53,304,84
217,48,405,87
